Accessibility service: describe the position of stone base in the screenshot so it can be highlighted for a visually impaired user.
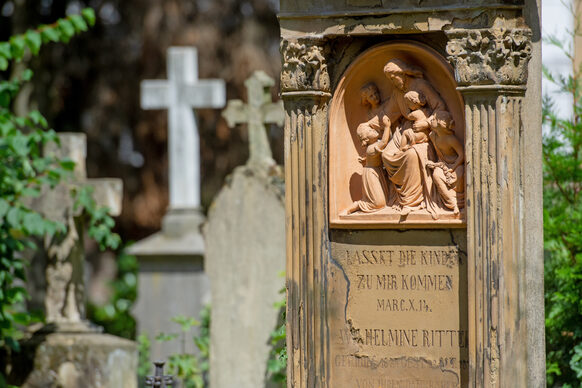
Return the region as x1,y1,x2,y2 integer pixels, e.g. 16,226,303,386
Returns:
162,208,205,237
29,319,104,334
128,208,205,257
129,207,209,362
132,254,210,362
6,332,137,388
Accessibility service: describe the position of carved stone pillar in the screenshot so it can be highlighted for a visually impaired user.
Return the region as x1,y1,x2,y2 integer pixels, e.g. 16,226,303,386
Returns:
281,38,331,388
446,28,538,387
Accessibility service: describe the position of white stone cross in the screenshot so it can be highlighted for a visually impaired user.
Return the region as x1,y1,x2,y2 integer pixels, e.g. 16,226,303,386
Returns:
141,47,226,211
222,71,284,168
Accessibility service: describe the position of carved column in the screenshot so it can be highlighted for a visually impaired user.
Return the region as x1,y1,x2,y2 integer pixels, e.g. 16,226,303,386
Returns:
446,28,536,387
281,38,331,388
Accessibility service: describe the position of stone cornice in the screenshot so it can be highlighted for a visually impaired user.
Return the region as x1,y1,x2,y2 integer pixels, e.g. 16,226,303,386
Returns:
446,28,532,86
278,3,522,20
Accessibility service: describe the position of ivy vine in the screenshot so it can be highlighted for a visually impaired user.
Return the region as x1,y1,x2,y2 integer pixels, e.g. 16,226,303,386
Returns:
0,8,120,384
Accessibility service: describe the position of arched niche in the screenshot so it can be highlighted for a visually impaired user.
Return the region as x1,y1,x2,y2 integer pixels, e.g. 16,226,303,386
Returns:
329,41,466,228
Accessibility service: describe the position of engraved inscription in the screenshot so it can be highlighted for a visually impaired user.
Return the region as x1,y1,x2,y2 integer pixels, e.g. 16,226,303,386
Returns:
329,231,468,387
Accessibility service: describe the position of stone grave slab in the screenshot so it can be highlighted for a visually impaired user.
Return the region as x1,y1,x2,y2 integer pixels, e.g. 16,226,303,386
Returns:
204,70,285,388
12,132,136,388
130,46,225,362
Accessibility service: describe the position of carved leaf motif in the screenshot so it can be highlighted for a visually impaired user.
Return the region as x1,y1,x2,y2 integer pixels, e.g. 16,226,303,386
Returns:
280,39,330,93
445,28,532,86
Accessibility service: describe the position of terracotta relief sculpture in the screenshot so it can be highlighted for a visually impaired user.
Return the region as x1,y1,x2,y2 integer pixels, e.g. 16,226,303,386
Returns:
427,110,465,215
330,46,466,226
342,87,391,215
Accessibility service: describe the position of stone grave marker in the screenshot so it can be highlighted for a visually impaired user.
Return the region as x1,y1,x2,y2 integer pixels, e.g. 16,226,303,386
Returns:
129,46,225,361
279,1,544,387
204,70,285,388
12,132,136,388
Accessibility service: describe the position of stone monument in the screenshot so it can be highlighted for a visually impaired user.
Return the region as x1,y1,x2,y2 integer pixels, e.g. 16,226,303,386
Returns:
129,46,225,361
204,70,285,388
279,1,544,387
10,132,137,388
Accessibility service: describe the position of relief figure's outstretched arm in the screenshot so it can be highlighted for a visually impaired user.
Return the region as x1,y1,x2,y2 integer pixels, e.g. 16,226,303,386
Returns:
377,117,392,149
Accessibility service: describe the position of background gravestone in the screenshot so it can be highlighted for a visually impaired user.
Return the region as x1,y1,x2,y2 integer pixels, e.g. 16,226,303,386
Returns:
129,46,225,361
204,70,285,388
279,1,544,387
12,133,137,388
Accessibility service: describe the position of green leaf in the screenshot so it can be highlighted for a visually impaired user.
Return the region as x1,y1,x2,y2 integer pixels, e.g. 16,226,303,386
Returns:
9,36,26,60
171,315,199,332
70,15,88,32
0,199,10,218
0,56,7,71
0,42,11,59
25,30,42,56
22,212,44,235
10,134,29,156
59,158,76,171
81,8,97,26
21,69,34,82
29,110,48,128
155,333,179,342
571,343,582,379
6,207,21,227
40,26,61,43
57,19,75,42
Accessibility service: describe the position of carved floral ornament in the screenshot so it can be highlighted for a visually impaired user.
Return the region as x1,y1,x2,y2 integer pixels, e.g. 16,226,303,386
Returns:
280,39,330,93
445,28,532,86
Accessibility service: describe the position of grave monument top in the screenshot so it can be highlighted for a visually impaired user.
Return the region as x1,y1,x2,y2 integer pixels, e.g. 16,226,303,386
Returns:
14,132,136,388
130,46,225,255
222,70,285,169
30,133,122,332
129,46,223,363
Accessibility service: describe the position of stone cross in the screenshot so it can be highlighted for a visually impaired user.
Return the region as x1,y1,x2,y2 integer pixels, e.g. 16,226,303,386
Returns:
30,133,122,331
222,70,284,168
141,47,225,211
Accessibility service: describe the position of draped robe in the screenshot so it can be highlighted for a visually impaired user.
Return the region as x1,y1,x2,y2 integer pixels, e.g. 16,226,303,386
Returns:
381,77,446,215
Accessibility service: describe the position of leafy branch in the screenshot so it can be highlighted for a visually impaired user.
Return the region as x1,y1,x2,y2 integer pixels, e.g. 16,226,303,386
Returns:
0,8,121,385
0,8,95,71
543,2,582,386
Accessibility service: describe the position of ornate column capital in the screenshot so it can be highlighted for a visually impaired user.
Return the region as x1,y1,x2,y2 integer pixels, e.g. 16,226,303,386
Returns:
280,38,331,97
445,28,532,87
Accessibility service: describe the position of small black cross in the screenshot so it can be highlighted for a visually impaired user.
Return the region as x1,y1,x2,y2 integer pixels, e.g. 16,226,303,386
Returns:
145,361,174,388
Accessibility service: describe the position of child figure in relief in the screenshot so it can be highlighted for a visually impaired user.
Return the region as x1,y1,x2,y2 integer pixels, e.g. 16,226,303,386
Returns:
359,82,391,134
343,120,392,215
426,110,465,215
399,90,431,152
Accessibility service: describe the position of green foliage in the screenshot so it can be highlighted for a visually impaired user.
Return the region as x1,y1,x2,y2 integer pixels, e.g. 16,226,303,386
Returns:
266,281,287,386
0,9,95,71
0,113,66,344
87,249,137,340
155,306,211,388
543,13,582,387
0,8,119,382
0,83,71,354
137,334,152,384
73,185,121,251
